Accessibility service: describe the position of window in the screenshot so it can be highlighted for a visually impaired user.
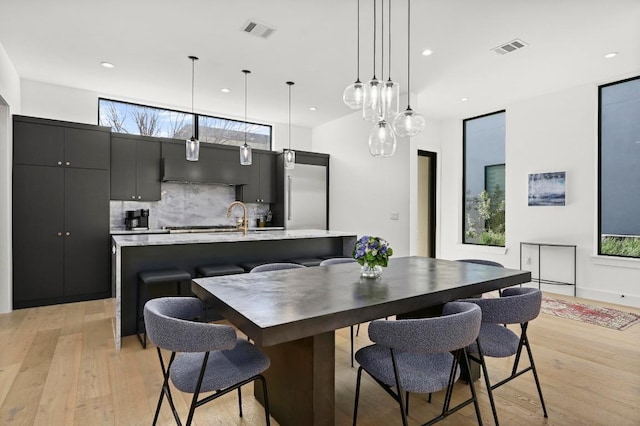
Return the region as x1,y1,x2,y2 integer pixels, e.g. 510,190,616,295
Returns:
98,98,271,150
599,76,640,258
463,111,506,246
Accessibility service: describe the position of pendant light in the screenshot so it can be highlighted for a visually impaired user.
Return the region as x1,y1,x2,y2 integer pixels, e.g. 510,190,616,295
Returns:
363,0,382,123
284,81,296,170
186,55,200,161
239,69,252,165
392,0,425,137
343,0,364,110
381,0,399,121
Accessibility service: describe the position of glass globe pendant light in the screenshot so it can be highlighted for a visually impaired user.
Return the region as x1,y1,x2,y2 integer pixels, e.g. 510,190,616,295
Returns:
343,0,364,110
392,0,425,137
239,70,252,165
369,119,397,157
284,81,296,170
186,56,200,161
363,0,383,123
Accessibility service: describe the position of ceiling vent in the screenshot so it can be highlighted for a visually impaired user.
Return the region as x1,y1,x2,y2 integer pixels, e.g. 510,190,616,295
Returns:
492,38,528,55
242,21,276,39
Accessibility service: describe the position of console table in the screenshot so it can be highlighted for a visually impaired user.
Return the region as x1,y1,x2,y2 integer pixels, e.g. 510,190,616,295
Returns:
519,242,576,296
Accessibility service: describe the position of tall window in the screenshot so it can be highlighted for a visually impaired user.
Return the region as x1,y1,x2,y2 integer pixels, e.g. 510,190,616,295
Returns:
599,76,640,258
463,111,506,246
98,98,271,150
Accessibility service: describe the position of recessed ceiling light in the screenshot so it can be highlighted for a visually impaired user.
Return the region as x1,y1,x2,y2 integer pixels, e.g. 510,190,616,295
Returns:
421,49,433,56
221,88,231,93
461,97,469,102
604,51,619,59
309,107,317,111
101,62,115,69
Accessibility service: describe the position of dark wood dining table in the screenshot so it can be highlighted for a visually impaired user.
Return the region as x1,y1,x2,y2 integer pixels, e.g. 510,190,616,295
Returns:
191,256,531,426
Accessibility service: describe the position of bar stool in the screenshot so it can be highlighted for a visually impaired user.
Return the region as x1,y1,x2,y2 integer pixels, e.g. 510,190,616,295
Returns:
137,268,192,349
196,264,245,277
289,257,323,267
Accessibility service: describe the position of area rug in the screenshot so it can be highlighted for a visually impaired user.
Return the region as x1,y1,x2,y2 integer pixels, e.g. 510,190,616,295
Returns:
541,296,640,331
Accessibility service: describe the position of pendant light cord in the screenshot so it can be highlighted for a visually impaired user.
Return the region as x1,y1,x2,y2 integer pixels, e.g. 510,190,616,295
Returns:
356,0,360,81
287,82,294,151
381,0,384,82
388,0,392,80
372,0,377,79
188,56,198,138
243,70,250,145
407,0,412,108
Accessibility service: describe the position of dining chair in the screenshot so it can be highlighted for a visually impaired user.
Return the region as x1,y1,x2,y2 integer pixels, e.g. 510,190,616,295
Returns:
250,262,306,273
353,301,483,426
458,287,548,425
457,259,505,296
144,297,271,426
319,257,361,367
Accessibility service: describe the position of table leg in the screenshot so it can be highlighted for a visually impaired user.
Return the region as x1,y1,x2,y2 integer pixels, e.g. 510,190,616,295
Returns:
255,331,335,426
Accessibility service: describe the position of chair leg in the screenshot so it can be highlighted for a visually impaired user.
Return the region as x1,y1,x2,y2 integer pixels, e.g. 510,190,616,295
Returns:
461,349,484,425
521,328,548,418
185,352,210,426
153,350,179,426
356,322,361,336
353,366,364,426
136,282,147,349
350,325,354,367
237,387,243,417
389,349,408,426
257,375,271,426
475,339,500,426
405,391,410,415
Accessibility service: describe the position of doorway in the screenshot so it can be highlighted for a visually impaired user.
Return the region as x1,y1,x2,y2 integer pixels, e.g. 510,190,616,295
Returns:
417,150,436,257
0,96,11,313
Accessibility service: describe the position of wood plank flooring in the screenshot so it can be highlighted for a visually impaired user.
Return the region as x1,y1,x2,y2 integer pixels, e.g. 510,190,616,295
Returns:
0,292,638,425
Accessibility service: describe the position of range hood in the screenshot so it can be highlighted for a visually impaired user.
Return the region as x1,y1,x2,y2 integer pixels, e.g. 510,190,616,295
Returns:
162,142,249,185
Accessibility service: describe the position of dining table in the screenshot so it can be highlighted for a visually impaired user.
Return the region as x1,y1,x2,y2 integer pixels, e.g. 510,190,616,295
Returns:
191,256,531,426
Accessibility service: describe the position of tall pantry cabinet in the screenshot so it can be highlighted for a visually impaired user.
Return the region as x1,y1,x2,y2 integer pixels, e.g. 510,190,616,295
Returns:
12,116,111,308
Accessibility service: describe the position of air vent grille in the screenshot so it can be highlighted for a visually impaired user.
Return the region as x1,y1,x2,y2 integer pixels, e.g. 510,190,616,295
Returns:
492,38,528,55
242,21,276,39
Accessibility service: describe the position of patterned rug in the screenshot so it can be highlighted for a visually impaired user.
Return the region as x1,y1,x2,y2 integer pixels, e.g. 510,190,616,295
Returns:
541,296,640,331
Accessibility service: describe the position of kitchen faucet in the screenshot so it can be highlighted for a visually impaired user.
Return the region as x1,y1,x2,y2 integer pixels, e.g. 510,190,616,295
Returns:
227,201,249,235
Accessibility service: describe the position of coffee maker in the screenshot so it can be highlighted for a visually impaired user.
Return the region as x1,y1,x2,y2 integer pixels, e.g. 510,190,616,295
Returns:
124,209,149,230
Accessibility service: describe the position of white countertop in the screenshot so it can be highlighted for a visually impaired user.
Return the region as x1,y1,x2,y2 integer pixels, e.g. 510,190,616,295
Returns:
112,229,357,248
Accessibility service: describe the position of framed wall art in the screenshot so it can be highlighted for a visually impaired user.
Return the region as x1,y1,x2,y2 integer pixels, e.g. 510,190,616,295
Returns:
528,171,566,206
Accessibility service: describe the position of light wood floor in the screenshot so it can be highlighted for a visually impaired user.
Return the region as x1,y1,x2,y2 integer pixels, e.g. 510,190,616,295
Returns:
0,292,638,425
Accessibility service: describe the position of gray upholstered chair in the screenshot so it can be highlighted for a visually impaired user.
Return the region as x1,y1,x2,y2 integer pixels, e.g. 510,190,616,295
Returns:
353,301,483,426
458,287,548,425
319,257,361,367
250,262,306,273
144,297,271,426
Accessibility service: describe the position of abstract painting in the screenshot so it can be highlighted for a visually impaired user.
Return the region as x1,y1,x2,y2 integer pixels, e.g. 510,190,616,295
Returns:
528,171,566,206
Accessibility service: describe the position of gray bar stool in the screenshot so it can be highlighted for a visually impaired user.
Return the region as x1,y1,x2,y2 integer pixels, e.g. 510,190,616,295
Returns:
137,268,192,349
196,264,245,277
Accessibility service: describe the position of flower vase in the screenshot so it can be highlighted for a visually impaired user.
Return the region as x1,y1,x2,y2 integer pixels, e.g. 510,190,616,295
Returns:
360,264,383,279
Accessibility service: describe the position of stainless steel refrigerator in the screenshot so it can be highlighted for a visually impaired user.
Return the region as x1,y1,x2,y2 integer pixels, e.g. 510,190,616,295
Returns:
284,163,327,230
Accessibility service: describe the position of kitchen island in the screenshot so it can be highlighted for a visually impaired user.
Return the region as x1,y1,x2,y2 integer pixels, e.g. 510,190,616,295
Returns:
111,229,357,349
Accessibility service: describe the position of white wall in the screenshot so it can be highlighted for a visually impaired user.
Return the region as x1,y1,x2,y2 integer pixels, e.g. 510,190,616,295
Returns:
437,81,640,307
312,111,410,257
0,42,20,313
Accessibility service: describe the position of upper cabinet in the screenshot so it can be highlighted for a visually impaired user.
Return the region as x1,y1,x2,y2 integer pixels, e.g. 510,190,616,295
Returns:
110,134,161,201
13,116,110,170
162,141,249,185
236,151,276,203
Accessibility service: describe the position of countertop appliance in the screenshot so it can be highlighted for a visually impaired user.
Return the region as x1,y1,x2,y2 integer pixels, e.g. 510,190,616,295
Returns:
284,163,327,230
125,209,149,230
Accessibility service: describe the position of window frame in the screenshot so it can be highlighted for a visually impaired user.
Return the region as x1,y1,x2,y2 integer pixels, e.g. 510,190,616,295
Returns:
462,110,506,247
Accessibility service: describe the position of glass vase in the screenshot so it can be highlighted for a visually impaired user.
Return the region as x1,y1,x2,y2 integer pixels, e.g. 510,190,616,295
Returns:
360,264,383,279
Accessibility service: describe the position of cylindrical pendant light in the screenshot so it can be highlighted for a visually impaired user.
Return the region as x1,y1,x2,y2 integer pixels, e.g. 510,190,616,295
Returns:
186,56,200,161
381,0,399,121
284,81,296,170
240,69,253,165
343,0,364,110
392,0,425,137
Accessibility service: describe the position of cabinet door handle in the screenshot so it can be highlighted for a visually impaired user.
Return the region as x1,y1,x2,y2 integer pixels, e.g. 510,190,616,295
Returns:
65,161,70,166
65,231,70,236
138,195,141,199
57,232,63,236
131,195,136,199
57,161,63,166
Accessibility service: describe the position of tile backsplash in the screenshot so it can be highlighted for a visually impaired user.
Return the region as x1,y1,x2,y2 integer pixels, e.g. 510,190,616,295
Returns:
110,182,270,230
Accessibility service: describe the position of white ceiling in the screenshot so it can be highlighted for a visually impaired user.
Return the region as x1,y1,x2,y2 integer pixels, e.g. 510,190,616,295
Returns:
1,0,639,128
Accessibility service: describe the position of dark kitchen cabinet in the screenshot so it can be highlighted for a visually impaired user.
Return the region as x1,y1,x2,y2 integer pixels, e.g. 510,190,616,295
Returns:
162,141,249,185
12,116,111,308
13,118,110,169
236,151,276,203
110,135,161,201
